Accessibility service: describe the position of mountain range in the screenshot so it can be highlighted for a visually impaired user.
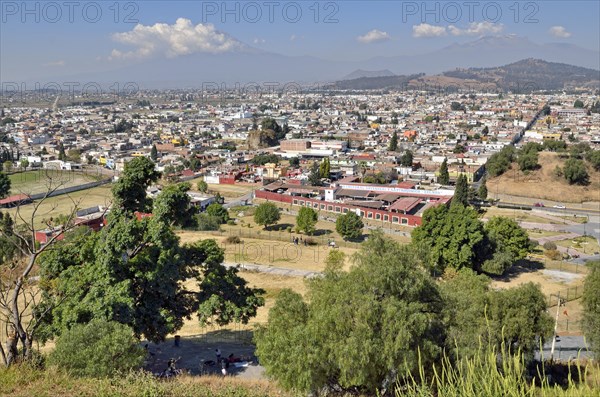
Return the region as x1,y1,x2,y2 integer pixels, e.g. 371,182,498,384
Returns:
24,35,600,89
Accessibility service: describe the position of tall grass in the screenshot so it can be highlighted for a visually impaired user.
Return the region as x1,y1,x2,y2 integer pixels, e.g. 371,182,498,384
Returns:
398,346,600,397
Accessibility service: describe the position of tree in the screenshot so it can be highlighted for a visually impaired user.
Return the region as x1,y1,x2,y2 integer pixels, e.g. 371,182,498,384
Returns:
400,150,413,167
441,269,552,358
112,156,160,213
150,144,158,161
388,131,398,151
0,171,10,199
574,99,584,108
582,261,600,359
479,176,488,200
586,150,600,171
254,202,281,230
517,152,539,172
197,179,208,193
255,231,444,394
452,174,468,207
3,161,12,173
206,203,229,224
48,319,145,378
308,161,321,186
438,158,450,185
563,158,589,185
152,182,196,228
38,213,264,343
289,157,300,167
335,212,363,241
412,204,491,274
319,157,330,179
296,207,318,235
485,216,531,261
58,143,66,161
19,158,29,170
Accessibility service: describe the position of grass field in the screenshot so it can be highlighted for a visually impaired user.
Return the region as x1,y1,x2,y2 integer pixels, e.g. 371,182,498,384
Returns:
9,170,103,195
6,185,113,228
188,178,258,198
482,207,557,224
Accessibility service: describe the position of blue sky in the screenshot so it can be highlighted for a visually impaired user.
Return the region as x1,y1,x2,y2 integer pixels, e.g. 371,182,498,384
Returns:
1,1,599,81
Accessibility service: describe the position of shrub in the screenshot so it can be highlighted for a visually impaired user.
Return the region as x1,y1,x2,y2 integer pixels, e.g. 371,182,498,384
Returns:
195,214,222,231
225,235,241,244
48,320,145,378
545,249,562,260
303,237,317,246
543,241,557,251
227,220,236,226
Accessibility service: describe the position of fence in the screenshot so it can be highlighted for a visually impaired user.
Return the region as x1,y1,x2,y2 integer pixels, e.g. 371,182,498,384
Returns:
546,285,583,308
195,323,254,345
29,178,112,201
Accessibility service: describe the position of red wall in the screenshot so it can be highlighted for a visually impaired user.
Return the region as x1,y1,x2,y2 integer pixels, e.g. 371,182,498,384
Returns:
255,190,422,226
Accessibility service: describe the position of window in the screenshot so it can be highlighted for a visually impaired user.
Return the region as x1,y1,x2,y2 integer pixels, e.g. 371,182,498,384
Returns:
392,216,399,223
321,204,326,210
335,206,341,213
375,213,381,220
367,212,373,219
299,200,305,205
343,208,349,213
293,199,298,205
327,205,333,211
384,215,389,221
401,218,408,225
313,203,319,208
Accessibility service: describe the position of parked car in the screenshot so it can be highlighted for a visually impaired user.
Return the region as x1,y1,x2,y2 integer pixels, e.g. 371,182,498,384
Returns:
553,204,566,209
534,202,544,207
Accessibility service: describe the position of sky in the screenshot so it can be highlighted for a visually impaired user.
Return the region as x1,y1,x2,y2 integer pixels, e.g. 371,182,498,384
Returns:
1,0,599,81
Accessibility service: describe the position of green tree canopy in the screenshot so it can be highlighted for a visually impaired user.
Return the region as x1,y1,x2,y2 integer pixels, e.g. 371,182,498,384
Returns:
335,211,364,240
150,144,158,161
484,216,531,261
582,260,600,359
452,174,469,207
205,203,229,224
197,180,208,193
478,176,488,200
0,171,10,199
388,131,398,151
112,157,160,213
563,158,589,185
296,207,318,235
255,231,445,393
152,182,196,228
412,204,491,274
254,202,281,230
438,158,450,185
48,319,145,378
400,150,413,167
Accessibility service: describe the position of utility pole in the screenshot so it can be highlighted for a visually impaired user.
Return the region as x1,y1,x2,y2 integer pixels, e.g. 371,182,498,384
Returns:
550,294,562,361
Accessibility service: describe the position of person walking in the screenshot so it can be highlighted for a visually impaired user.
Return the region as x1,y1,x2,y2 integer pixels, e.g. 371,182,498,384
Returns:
215,348,221,362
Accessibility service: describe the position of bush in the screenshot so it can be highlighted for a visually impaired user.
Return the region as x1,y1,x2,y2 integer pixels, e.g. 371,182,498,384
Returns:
48,320,145,378
543,241,557,251
545,249,562,260
303,237,317,246
563,158,589,185
195,214,222,231
225,235,241,244
227,220,236,226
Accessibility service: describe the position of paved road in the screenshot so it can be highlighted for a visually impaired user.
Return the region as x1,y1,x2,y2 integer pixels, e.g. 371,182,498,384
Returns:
224,190,255,209
537,336,592,361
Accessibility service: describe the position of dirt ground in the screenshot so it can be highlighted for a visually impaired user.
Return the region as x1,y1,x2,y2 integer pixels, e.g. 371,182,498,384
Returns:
143,337,265,379
487,152,600,204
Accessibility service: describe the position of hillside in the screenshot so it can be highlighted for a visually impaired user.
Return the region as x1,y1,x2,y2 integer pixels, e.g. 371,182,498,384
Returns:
488,152,600,204
443,58,600,91
341,69,396,80
329,59,600,92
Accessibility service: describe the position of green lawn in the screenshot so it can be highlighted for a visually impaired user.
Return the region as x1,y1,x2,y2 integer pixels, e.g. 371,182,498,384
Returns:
9,170,102,196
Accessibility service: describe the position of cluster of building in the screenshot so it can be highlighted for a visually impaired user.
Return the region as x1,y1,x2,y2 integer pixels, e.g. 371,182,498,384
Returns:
1,89,598,228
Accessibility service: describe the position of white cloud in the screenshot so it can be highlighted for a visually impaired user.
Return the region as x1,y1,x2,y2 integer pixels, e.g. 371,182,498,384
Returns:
549,26,572,38
43,60,65,67
448,21,504,36
357,29,391,44
109,18,243,60
253,38,266,45
412,24,447,38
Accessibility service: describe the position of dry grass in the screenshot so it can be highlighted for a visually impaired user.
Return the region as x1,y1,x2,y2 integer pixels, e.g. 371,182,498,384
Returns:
482,207,558,224
488,152,600,204
555,236,600,255
189,179,259,198
6,185,113,228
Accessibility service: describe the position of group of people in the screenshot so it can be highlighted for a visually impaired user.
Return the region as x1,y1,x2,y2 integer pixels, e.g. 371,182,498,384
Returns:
215,348,244,376
292,236,308,246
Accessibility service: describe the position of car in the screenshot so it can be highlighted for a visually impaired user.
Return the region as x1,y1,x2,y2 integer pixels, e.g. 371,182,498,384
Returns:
553,204,566,209
534,202,544,207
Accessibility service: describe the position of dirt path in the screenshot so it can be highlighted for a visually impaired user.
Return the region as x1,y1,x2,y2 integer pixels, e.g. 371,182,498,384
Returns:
224,262,321,278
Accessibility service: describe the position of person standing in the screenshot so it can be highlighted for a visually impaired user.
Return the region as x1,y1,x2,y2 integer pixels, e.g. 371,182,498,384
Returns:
215,348,221,362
